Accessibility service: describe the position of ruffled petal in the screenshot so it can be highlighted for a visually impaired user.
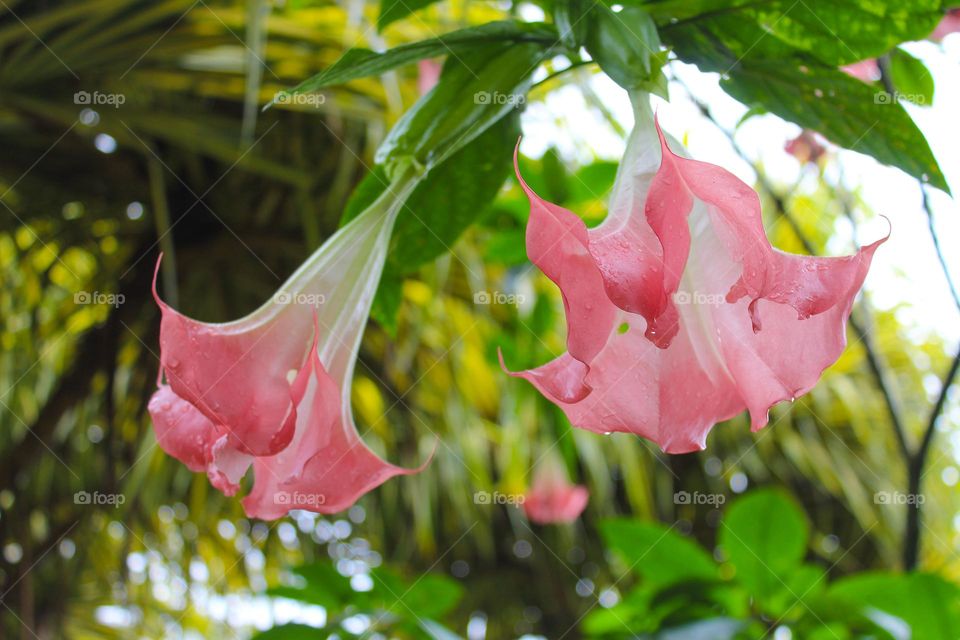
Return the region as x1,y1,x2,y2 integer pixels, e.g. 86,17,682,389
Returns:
242,344,428,519
514,145,617,364
147,385,252,495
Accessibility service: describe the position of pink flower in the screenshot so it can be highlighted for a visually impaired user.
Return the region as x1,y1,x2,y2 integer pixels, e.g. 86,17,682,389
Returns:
148,180,427,519
841,59,880,82
523,463,589,524
502,97,884,453
417,59,442,96
785,130,827,165
931,9,960,41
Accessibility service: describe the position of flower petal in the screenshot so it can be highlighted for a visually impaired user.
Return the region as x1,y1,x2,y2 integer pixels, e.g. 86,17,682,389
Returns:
514,145,617,364
147,385,251,495
242,343,429,519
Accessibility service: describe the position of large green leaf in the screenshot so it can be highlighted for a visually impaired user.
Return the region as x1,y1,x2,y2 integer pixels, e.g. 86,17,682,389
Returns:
375,43,543,171
277,21,556,97
659,0,943,66
657,0,947,190
830,572,960,640
720,61,947,192
251,624,330,639
344,112,519,273
378,0,442,31
719,489,808,596
599,519,719,590
584,4,666,93
889,47,935,106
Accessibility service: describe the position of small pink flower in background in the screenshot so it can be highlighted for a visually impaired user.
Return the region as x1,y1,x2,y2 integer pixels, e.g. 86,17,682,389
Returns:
785,130,827,165
841,58,880,82
149,185,427,519
523,462,589,525
841,11,958,82
417,59,442,96
502,97,884,453
930,9,960,41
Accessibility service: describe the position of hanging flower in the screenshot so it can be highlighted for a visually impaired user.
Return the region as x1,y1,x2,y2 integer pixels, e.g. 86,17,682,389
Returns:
502,96,885,453
523,461,589,525
148,179,428,519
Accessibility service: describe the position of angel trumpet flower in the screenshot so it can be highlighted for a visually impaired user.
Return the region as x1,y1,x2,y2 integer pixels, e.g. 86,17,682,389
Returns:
148,175,427,519
503,95,885,454
523,460,589,525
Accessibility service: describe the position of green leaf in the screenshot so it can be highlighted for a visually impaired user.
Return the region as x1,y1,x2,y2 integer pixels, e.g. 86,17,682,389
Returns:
599,519,718,590
402,573,465,618
278,21,555,97
375,43,544,171
352,114,519,329
266,562,353,609
387,112,520,268
344,112,519,272
830,572,960,640
378,0,441,31
370,269,403,336
657,1,947,190
251,623,328,639
719,489,808,597
483,229,528,266
660,0,943,67
585,5,665,92
889,48,934,106
720,61,948,192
